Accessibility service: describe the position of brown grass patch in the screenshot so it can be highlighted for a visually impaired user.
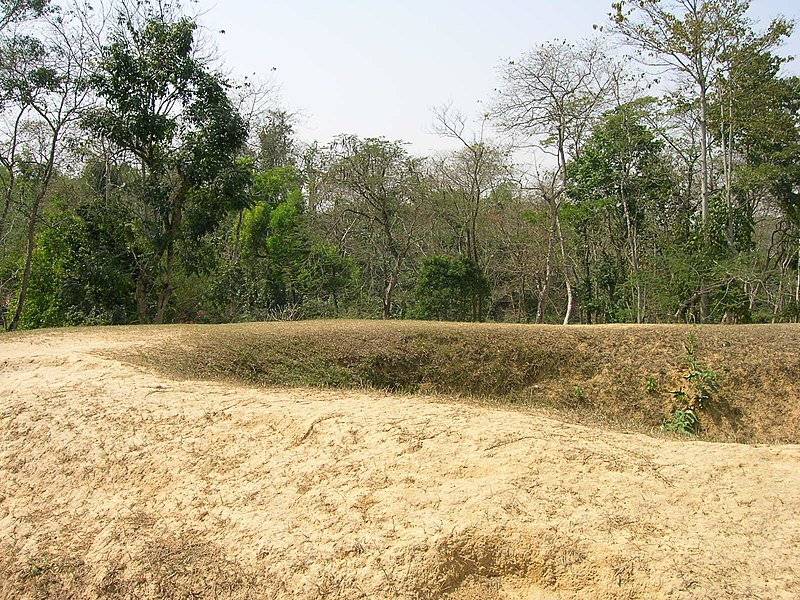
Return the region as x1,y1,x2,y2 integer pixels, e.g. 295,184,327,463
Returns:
121,320,800,443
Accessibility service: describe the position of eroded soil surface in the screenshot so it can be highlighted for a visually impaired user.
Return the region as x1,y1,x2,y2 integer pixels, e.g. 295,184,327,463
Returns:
1,327,799,599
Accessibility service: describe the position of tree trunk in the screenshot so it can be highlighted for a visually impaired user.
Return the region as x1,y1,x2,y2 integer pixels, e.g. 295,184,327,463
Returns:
8,190,42,331
536,202,557,324
795,242,800,322
700,280,710,323
153,182,187,324
382,279,394,319
723,96,735,254
556,213,574,325
8,120,61,331
154,241,175,324
383,249,406,320
699,79,710,323
674,289,705,323
620,181,643,323
136,272,150,325
556,128,574,325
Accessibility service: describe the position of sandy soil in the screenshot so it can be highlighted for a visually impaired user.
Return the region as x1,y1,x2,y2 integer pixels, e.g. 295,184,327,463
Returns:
1,327,799,599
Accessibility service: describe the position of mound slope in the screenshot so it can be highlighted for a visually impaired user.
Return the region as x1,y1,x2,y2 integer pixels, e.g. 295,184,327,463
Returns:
129,320,800,443
1,323,799,599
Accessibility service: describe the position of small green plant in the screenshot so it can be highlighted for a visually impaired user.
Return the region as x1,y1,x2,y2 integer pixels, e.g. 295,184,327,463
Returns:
646,375,658,394
28,554,51,578
662,407,699,434
570,384,586,404
683,335,720,409
662,334,720,435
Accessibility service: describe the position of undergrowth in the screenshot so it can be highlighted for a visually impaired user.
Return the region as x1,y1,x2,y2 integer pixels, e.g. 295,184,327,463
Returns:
662,334,721,435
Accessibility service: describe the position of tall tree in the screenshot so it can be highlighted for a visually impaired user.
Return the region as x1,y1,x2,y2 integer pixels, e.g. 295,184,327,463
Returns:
568,99,673,322
323,136,427,319
610,0,793,320
431,106,512,318
432,107,510,266
85,1,249,323
494,38,617,323
0,7,92,330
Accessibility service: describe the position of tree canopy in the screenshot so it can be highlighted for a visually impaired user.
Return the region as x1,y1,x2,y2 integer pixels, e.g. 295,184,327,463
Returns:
1,0,799,328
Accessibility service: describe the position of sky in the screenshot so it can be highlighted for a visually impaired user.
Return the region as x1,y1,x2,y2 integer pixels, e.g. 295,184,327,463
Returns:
193,0,800,155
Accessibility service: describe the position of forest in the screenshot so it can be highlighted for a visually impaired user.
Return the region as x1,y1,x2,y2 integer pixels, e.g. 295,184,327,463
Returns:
1,0,798,330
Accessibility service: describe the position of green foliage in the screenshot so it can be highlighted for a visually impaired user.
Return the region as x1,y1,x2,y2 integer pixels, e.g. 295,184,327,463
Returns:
327,135,428,319
206,163,358,321
414,256,490,322
683,336,720,408
3,0,800,329
570,384,587,404
297,242,359,315
0,0,51,31
83,5,248,323
662,407,700,435
663,335,721,434
565,99,674,323
20,203,136,328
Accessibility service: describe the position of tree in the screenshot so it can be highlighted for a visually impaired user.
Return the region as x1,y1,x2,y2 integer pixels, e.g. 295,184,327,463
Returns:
239,166,308,308
568,99,673,322
257,109,296,170
414,256,489,322
0,0,50,32
432,107,511,265
431,106,512,318
494,38,617,323
85,1,249,323
323,136,427,319
482,188,551,322
19,198,137,328
610,0,793,320
0,6,92,330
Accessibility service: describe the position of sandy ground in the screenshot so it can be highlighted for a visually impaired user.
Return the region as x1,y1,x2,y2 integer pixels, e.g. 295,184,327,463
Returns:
1,327,799,599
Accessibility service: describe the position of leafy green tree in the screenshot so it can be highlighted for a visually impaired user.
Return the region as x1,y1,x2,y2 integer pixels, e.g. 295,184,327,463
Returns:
0,7,91,330
699,17,799,322
0,0,50,32
414,256,490,322
85,3,249,323
431,107,513,319
297,242,359,316
568,99,674,322
207,163,356,320
257,109,296,170
611,0,794,321
20,200,137,328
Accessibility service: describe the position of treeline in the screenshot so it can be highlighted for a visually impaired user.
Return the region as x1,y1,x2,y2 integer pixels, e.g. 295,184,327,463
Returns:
1,0,799,329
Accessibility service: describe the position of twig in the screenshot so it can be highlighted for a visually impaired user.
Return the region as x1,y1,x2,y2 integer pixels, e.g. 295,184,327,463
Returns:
292,413,343,447
485,435,537,451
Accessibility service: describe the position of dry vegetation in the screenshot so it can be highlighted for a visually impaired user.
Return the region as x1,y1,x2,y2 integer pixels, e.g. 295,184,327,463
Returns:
1,321,799,599
127,320,800,443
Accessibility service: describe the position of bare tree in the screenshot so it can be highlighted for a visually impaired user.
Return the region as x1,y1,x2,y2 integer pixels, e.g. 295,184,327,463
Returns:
493,38,617,323
323,136,427,319
432,106,513,263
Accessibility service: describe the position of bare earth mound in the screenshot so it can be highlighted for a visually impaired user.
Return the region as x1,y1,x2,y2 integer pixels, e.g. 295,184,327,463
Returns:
1,324,799,599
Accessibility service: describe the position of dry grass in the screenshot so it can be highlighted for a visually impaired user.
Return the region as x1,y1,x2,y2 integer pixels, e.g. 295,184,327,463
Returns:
122,320,800,443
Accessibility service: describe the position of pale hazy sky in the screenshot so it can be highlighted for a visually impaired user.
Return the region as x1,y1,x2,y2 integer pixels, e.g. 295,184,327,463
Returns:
194,0,800,155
